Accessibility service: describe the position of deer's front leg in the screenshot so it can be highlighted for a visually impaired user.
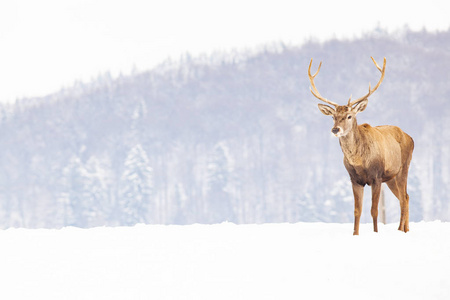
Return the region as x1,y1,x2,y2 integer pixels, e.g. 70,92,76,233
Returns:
352,183,364,235
371,181,382,233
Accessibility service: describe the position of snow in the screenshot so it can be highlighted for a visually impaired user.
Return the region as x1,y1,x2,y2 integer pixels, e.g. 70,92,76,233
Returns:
0,222,449,299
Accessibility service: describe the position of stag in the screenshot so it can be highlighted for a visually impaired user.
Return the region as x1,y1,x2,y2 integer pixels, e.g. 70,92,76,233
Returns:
308,57,414,235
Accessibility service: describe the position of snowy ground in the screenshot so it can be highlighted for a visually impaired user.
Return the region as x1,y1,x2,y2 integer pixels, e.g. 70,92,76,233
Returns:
0,222,449,300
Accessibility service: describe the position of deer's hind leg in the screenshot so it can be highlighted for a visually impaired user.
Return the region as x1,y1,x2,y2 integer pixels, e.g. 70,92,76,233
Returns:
386,171,410,233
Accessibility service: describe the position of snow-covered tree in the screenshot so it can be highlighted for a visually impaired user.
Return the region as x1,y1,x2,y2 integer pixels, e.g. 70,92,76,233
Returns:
61,156,88,227
205,142,235,223
118,144,154,225
59,155,110,227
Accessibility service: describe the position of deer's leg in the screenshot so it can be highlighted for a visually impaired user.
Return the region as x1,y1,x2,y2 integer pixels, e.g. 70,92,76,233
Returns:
397,186,409,233
398,147,413,232
403,193,410,232
399,172,410,233
386,176,409,233
352,183,364,235
371,181,382,233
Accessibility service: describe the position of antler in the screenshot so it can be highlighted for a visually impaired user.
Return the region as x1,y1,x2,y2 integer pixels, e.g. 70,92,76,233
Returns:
308,59,338,107
348,57,386,106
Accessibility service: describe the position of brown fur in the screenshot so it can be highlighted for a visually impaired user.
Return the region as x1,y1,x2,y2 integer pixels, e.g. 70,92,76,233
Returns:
322,104,414,235
310,57,414,235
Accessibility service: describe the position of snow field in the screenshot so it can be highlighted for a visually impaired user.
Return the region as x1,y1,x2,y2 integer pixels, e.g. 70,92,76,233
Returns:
0,221,449,300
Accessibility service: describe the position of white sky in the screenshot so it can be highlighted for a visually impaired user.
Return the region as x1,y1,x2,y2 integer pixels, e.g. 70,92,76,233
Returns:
1,0,449,103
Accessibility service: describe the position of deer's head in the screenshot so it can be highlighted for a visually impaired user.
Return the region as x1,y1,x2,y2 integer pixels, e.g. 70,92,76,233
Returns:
308,57,386,137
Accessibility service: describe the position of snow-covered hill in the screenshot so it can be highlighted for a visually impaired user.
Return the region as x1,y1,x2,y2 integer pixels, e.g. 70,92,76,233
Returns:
1,221,449,299
1,28,450,228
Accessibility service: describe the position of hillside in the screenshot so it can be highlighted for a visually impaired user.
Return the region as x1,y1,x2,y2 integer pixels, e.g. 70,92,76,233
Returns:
0,28,449,228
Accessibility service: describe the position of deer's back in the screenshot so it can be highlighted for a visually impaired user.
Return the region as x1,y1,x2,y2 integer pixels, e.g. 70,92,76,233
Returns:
372,124,414,161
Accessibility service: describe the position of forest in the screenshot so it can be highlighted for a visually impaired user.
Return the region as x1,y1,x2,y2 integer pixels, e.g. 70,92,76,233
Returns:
0,27,449,228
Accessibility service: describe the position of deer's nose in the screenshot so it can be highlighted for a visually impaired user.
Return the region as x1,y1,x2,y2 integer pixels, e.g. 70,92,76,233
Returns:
332,127,340,135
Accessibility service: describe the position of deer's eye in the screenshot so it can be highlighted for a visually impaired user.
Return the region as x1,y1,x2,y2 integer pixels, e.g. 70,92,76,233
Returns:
347,115,352,119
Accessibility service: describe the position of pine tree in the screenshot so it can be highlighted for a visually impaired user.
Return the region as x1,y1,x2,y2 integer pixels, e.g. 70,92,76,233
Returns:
83,156,110,226
61,156,87,226
60,156,110,227
119,144,154,225
206,143,235,223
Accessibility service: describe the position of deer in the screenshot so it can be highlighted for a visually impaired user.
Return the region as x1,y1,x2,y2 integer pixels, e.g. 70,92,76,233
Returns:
308,57,414,235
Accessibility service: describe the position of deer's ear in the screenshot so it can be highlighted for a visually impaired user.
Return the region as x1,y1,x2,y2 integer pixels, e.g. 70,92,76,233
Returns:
318,104,335,116
353,99,368,114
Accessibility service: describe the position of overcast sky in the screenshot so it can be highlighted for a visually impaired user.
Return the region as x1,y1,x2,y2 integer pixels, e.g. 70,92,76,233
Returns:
1,0,449,103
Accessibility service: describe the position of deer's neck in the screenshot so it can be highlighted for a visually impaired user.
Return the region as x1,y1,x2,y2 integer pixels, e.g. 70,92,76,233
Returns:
339,124,364,166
